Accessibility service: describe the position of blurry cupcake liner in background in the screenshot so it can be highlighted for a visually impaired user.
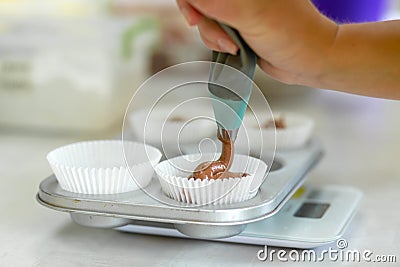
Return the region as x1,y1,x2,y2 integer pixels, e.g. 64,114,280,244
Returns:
236,112,314,152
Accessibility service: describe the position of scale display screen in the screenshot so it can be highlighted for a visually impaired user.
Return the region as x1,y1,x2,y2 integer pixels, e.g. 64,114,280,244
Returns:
294,202,330,218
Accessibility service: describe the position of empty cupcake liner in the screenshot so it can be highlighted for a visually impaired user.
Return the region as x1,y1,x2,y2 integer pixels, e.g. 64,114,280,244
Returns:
155,153,268,205
47,140,162,194
129,107,216,147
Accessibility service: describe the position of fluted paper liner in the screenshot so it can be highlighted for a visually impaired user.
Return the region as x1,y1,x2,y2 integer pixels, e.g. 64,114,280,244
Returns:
47,140,162,194
129,108,216,146
155,153,268,205
237,112,314,151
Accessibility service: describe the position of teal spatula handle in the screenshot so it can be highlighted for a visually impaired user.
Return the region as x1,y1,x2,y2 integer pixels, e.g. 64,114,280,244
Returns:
208,24,257,138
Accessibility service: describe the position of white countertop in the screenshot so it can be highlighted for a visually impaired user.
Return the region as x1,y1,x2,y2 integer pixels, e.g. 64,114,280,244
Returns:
1,89,399,266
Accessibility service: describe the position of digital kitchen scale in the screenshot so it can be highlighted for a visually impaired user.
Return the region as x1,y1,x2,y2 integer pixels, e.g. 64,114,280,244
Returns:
117,185,362,248
36,138,362,248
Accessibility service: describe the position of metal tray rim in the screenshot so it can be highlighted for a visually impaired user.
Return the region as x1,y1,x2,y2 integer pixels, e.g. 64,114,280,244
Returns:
37,139,322,226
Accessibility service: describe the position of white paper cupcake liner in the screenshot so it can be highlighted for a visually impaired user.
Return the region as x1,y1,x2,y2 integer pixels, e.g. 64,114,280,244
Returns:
155,153,268,205
237,112,314,152
129,107,216,147
47,140,162,194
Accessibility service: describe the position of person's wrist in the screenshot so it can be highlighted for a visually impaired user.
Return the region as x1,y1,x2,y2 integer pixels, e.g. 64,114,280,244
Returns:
303,16,339,89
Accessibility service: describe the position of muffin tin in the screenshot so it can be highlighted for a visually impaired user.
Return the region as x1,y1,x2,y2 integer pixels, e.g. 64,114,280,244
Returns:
37,138,322,239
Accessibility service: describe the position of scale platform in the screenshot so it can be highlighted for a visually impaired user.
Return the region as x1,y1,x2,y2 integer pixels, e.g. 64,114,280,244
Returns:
37,138,359,243
117,185,362,248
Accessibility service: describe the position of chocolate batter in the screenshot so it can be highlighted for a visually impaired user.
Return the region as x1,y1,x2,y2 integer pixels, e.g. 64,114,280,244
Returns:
169,116,184,122
189,129,248,180
263,116,286,129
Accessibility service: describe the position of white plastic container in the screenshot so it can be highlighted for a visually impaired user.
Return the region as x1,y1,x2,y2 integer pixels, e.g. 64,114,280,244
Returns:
0,15,160,133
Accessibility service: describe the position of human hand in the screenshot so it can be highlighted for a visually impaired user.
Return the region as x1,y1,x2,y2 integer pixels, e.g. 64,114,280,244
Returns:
176,0,338,87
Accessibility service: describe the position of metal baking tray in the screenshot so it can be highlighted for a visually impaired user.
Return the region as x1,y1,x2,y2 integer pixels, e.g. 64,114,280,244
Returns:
37,138,322,239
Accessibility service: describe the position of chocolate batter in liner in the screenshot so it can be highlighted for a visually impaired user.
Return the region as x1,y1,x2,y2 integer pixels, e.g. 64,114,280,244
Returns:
263,116,286,129
189,129,248,180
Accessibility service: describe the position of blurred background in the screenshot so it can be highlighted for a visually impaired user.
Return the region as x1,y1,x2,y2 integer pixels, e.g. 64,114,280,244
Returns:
0,0,399,137
0,0,208,136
